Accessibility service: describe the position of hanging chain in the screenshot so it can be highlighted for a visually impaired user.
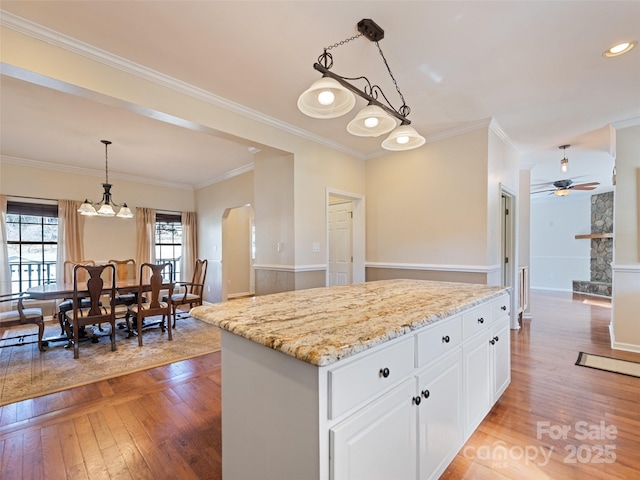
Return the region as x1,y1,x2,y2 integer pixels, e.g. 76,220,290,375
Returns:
375,41,409,115
324,33,363,51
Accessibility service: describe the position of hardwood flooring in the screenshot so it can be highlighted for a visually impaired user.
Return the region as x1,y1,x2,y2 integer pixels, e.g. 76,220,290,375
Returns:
1,290,639,479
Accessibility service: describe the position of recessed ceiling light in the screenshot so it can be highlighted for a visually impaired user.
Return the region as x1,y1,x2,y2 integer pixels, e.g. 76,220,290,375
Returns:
603,41,637,57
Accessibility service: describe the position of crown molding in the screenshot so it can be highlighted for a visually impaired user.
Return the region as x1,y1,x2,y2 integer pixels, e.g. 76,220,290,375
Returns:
1,155,194,191
193,163,255,190
489,118,524,157
611,117,640,130
1,11,366,161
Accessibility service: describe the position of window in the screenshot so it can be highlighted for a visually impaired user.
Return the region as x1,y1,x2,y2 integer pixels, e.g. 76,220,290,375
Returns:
155,213,182,281
6,201,59,293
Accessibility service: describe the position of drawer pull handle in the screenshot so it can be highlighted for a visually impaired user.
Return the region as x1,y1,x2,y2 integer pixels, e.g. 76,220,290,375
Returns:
412,396,421,406
421,389,430,399
380,367,390,378
501,305,507,311
477,317,484,324
442,335,450,343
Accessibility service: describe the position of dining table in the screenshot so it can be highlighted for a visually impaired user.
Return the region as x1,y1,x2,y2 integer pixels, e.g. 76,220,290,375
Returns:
26,278,152,345
27,278,143,301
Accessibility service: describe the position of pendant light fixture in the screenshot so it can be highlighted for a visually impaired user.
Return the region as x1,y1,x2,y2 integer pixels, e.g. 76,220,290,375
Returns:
298,19,425,151
77,140,134,218
559,144,570,173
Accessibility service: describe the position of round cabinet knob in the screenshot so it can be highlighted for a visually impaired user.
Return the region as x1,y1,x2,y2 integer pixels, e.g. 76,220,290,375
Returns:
477,317,484,324
421,389,430,399
413,396,422,405
490,339,496,345
501,305,507,311
442,335,450,343
494,336,499,342
380,367,390,378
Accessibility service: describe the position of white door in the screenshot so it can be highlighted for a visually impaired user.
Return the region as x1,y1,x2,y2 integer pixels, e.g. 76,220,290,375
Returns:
331,378,417,480
329,202,353,286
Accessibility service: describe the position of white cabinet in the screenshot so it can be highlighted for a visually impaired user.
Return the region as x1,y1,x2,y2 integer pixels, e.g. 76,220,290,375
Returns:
491,316,511,400
417,350,463,480
462,328,491,438
331,378,417,480
331,349,463,480
218,291,510,480
462,293,510,438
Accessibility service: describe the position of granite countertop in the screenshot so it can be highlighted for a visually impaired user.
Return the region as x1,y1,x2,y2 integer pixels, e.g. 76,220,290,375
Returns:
190,279,509,367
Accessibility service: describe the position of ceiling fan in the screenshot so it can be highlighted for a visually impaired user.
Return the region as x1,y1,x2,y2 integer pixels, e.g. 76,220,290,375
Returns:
531,179,600,196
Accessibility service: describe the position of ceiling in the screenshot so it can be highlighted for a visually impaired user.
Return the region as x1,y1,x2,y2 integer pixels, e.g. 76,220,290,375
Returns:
1,1,638,195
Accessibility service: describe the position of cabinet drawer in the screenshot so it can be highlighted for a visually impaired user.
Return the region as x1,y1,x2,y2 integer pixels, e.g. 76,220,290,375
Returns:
416,316,462,367
328,336,414,420
492,294,510,320
462,303,491,339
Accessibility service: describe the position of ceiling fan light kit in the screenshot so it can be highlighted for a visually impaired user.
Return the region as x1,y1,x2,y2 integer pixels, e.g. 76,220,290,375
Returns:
297,19,425,151
77,140,134,218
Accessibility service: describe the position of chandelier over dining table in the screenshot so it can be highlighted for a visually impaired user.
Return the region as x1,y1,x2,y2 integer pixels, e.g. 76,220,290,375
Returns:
297,19,426,151
77,140,134,218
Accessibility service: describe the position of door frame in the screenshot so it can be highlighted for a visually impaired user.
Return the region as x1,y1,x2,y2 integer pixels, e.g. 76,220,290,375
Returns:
500,185,519,330
326,188,365,286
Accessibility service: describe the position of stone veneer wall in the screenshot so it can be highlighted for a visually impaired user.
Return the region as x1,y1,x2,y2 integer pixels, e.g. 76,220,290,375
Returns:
573,191,613,297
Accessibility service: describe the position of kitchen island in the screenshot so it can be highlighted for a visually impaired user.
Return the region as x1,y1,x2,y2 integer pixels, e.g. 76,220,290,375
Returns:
191,279,511,480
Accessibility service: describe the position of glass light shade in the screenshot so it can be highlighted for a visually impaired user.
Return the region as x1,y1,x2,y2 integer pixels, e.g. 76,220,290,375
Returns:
77,201,98,216
346,104,397,137
97,203,116,216
297,77,356,118
116,205,134,218
381,125,426,151
554,189,571,197
561,158,568,173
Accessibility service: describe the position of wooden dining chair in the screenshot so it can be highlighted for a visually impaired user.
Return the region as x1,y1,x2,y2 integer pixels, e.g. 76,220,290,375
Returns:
63,263,117,359
125,262,173,347
164,258,208,327
57,259,96,335
0,293,45,351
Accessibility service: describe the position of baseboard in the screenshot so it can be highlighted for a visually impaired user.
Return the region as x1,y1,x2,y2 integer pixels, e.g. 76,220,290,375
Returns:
611,340,640,354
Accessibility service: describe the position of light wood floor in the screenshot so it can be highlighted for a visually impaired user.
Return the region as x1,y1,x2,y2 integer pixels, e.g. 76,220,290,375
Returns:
1,290,639,479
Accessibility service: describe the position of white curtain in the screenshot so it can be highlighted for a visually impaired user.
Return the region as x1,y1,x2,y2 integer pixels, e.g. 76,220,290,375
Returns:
181,211,198,282
56,200,85,283
136,207,156,281
0,195,10,311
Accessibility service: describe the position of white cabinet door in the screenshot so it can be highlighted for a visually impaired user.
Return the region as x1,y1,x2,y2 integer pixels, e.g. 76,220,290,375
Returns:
462,331,491,439
417,350,463,480
491,316,511,400
331,378,417,480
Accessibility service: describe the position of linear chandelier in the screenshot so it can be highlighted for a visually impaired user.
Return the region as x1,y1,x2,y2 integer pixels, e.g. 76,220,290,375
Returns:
298,19,425,151
77,140,134,218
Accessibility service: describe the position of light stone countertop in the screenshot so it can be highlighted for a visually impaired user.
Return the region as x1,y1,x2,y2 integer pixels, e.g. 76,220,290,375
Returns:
190,279,509,366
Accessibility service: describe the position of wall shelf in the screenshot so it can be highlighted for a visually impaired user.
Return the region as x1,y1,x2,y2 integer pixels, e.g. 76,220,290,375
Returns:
574,233,614,239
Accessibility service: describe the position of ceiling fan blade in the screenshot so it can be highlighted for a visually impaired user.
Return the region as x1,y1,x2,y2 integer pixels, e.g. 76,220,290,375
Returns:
573,181,600,188
572,185,598,190
531,188,556,194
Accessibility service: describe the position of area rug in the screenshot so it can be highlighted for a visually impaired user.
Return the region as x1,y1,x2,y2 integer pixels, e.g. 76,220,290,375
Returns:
575,352,640,378
0,316,220,406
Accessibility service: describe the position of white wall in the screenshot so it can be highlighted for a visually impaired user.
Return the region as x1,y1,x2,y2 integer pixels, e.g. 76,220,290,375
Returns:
611,124,640,351
1,162,194,263
366,128,489,267
195,170,253,303
530,195,591,291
